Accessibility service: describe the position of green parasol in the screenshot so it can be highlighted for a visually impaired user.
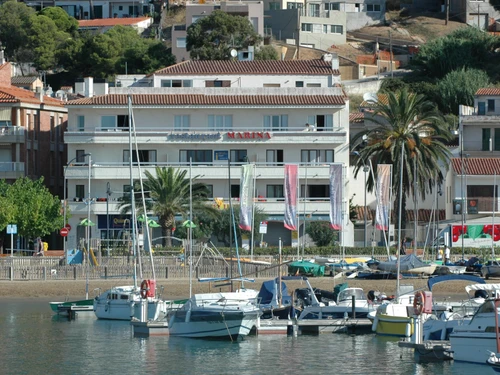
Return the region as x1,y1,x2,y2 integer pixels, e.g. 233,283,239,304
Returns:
147,219,161,228
79,218,95,226
182,220,197,228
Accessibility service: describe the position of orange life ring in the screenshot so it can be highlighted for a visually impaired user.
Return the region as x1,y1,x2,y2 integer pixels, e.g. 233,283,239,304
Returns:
140,280,149,299
413,291,425,315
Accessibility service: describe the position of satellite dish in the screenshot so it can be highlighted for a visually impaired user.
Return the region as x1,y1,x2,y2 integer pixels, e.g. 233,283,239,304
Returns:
230,49,237,58
363,92,378,104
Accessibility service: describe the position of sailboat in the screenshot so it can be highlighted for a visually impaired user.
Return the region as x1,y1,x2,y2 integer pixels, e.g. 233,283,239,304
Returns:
93,96,166,321
167,161,261,340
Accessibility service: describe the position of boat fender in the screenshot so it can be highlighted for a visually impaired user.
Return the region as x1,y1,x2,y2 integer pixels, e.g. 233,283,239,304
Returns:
405,322,411,338
372,316,378,332
413,291,425,315
140,280,149,299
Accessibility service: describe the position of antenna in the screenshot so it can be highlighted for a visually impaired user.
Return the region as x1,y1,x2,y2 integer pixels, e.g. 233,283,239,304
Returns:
230,49,237,58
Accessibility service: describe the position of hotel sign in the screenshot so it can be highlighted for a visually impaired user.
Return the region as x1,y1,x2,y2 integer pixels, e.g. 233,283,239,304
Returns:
169,133,221,141
227,132,271,140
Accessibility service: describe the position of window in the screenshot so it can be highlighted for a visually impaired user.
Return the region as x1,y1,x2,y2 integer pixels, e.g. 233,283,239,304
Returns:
174,115,190,130
230,149,248,164
296,81,304,87
324,24,343,34
206,185,214,198
264,83,281,87
482,128,491,151
76,185,85,199
269,2,280,9
495,128,500,151
208,115,232,130
0,109,11,126
301,149,334,164
366,4,381,11
307,184,329,198
307,114,334,130
287,2,303,8
266,149,284,165
101,116,115,129
123,150,157,164
309,3,320,17
176,37,186,48
306,83,321,87
301,23,313,32
117,115,129,128
488,99,496,112
478,102,486,115
192,15,206,23
267,185,284,198
205,80,230,88
161,80,193,87
33,114,38,140
264,115,288,130
76,150,86,163
119,5,123,10
231,185,240,198
75,115,84,131
325,2,340,10
50,116,55,142
179,150,213,164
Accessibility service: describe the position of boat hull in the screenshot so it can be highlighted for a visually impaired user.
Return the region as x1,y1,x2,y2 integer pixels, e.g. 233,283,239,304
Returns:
374,314,413,337
450,331,497,363
94,299,165,321
50,299,94,314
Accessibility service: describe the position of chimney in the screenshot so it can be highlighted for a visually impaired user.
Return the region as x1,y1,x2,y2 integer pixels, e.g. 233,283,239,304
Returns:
0,61,11,87
84,77,94,97
35,86,44,103
0,49,5,65
322,53,339,70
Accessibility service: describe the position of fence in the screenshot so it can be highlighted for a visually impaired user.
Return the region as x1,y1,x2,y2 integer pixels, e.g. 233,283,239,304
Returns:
0,256,289,281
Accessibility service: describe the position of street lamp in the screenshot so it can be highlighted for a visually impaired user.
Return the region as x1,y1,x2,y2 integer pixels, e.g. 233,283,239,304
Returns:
353,151,369,248
63,153,91,264
106,182,112,251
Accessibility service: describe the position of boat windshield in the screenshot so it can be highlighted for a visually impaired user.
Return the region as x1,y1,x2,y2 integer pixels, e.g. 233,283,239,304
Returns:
338,289,366,302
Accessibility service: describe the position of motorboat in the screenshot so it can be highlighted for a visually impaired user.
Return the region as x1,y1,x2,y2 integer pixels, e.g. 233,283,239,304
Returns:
449,297,500,364
93,283,167,321
298,286,381,320
167,289,261,340
257,278,293,320
49,299,94,316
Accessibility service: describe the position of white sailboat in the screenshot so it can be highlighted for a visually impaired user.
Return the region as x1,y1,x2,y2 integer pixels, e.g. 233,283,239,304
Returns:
167,160,260,340
93,95,166,321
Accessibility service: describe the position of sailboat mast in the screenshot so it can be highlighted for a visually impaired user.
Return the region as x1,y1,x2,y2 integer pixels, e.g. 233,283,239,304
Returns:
189,158,193,298
493,173,497,258
396,144,405,300
85,153,92,300
228,158,233,291
127,95,138,289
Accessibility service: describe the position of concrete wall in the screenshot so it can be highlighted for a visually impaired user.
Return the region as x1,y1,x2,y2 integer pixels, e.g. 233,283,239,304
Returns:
342,77,382,95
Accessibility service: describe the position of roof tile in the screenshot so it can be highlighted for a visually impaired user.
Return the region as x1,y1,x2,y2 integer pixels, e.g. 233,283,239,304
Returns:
152,59,340,76
78,17,151,28
451,157,500,175
0,86,64,106
67,93,345,106
476,88,500,96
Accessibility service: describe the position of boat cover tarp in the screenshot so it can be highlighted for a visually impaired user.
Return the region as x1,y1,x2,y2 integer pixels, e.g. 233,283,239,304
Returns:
257,280,291,308
427,274,486,291
376,254,428,273
288,261,325,277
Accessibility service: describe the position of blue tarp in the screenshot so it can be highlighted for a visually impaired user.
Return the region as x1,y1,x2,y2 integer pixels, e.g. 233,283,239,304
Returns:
376,254,428,273
257,279,291,308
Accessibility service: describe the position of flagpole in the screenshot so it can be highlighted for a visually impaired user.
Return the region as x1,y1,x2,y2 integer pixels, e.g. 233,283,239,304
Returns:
302,164,307,258
297,164,300,259
189,157,193,298
250,163,256,261
396,145,405,300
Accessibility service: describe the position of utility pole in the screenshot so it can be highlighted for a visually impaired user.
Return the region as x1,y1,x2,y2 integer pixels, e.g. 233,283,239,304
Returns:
296,7,300,59
389,30,393,78
445,0,449,25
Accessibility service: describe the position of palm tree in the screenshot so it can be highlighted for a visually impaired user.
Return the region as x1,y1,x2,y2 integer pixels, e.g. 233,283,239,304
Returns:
118,166,218,247
352,88,452,232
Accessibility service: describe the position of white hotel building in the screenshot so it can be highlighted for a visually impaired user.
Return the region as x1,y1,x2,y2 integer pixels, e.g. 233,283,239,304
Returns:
64,57,354,249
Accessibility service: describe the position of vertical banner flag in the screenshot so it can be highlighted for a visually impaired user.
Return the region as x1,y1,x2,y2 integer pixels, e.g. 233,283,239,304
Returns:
239,164,254,231
329,164,343,230
284,164,298,230
375,164,391,231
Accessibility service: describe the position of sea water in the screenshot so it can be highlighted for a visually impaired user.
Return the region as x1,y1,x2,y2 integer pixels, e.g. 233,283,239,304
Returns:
0,299,486,375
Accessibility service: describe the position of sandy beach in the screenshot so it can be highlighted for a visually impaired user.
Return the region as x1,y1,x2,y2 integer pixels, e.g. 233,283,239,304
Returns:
0,277,484,300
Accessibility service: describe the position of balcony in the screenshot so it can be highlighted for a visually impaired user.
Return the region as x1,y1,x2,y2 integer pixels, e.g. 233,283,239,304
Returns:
0,126,25,144
0,162,25,179
65,162,335,181
65,127,347,145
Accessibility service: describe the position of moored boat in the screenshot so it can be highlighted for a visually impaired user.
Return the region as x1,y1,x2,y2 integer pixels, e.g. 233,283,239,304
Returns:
49,299,94,315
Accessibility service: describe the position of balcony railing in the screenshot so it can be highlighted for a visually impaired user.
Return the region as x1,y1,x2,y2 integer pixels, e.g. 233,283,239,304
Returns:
66,126,347,134
467,197,500,212
0,162,25,172
0,126,25,143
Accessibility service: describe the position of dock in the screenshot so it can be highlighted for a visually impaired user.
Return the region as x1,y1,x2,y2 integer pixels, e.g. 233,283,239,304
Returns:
398,340,453,362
